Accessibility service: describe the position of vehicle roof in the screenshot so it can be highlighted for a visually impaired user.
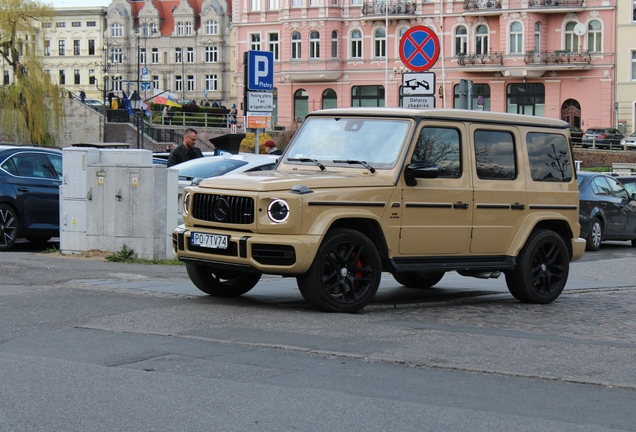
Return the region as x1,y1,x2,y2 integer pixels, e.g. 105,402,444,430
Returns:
0,145,62,154
309,108,569,129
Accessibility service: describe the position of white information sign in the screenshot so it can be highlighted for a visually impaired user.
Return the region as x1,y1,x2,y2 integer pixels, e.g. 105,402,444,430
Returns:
401,96,436,109
401,72,436,96
247,91,274,112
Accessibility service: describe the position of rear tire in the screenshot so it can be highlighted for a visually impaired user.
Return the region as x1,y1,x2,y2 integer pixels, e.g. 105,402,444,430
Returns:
585,217,602,251
392,271,445,288
185,263,261,297
505,229,569,304
297,228,381,313
0,204,19,252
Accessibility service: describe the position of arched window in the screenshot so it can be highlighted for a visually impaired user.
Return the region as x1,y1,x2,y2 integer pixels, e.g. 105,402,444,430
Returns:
331,31,338,58
564,22,579,52
310,31,320,59
374,28,386,58
351,29,362,59
322,88,337,109
291,32,301,59
587,20,602,53
475,25,488,55
509,22,523,54
294,89,309,122
455,26,467,56
534,22,541,51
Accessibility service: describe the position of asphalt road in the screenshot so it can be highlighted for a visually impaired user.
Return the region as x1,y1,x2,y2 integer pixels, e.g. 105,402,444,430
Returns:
1,239,635,431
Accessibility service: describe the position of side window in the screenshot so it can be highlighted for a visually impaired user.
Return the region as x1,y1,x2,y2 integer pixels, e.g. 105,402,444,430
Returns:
526,132,572,182
412,127,461,178
3,153,51,178
47,154,63,179
591,177,611,196
607,177,630,200
474,130,516,180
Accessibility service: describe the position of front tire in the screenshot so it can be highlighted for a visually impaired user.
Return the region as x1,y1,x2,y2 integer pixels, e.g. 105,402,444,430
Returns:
392,271,445,288
585,217,602,251
185,263,261,297
505,229,569,304
0,204,19,252
297,228,381,312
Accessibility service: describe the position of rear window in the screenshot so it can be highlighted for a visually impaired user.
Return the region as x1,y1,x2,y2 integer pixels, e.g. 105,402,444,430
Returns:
526,132,572,182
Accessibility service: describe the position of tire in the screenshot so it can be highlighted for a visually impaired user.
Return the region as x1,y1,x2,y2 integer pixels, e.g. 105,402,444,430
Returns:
297,228,381,312
505,229,569,304
0,204,18,252
585,217,602,251
392,271,445,288
185,263,261,297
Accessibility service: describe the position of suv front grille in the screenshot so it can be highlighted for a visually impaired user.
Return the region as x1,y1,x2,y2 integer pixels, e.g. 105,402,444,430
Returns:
192,194,254,224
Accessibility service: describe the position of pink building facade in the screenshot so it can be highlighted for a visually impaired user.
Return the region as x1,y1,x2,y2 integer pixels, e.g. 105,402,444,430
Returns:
234,0,616,130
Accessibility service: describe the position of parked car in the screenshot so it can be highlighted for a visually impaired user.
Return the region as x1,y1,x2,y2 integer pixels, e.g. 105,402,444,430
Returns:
581,128,625,149
619,131,636,149
616,175,636,196
569,125,583,146
0,146,63,251
173,153,280,224
83,98,104,107
578,171,636,251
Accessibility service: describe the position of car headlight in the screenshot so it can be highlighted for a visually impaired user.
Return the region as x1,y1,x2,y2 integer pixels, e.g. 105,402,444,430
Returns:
621,139,626,145
183,192,190,216
267,199,289,223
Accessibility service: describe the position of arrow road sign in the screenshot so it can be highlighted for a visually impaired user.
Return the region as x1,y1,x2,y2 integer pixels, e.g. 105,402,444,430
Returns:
141,82,151,91
401,72,436,96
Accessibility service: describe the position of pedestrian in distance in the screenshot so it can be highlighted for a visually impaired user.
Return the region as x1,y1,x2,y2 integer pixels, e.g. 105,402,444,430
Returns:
79,89,86,103
263,140,282,155
167,128,203,167
229,103,238,134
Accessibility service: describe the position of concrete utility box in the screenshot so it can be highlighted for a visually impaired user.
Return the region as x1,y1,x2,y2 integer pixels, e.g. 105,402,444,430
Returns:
60,148,177,260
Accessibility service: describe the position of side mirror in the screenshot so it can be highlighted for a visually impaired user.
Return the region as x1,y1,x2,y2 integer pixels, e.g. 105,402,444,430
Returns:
404,162,439,186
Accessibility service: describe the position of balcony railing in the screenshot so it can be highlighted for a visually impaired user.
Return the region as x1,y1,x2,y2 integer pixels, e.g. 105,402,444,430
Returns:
457,52,504,66
463,0,502,11
524,50,591,65
361,1,416,16
528,0,584,7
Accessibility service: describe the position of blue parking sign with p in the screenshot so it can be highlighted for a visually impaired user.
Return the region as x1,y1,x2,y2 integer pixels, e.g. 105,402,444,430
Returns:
247,51,274,91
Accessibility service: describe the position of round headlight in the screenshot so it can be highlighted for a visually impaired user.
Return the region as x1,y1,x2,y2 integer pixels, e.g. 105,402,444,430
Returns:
267,199,289,223
183,192,190,216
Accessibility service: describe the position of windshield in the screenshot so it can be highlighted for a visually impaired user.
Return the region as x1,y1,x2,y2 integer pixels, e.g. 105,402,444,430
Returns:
177,158,248,179
285,117,411,169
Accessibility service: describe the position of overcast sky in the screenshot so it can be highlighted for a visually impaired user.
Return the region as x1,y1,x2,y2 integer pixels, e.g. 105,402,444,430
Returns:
48,0,111,7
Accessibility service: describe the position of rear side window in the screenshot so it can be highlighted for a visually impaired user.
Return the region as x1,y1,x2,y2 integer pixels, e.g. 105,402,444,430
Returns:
526,132,573,182
474,130,516,180
412,126,461,178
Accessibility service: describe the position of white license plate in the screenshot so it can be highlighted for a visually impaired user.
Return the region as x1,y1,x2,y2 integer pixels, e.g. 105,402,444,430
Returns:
190,232,229,249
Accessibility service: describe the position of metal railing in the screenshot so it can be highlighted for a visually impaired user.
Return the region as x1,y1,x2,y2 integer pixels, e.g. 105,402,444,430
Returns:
361,1,416,16
528,0,584,7
463,0,502,11
524,50,591,65
457,52,504,66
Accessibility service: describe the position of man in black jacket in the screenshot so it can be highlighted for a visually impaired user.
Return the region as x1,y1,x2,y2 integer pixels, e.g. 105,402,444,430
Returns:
167,129,203,167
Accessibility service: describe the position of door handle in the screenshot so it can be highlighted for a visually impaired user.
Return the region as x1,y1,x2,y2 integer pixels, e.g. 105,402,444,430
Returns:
511,203,525,210
17,187,29,192
453,202,469,209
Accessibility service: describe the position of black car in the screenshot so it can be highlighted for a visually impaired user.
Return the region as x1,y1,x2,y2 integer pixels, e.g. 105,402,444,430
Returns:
578,171,636,251
617,176,636,196
0,146,63,251
581,128,625,149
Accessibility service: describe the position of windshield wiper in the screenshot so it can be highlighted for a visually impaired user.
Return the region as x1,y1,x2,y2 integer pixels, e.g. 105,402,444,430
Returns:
287,158,325,171
333,160,376,173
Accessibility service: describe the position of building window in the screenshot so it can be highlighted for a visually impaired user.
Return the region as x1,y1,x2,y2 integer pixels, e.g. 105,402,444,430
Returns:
269,33,280,60
331,31,338,58
44,40,50,56
310,0,318,5
72,21,81,27
4,71,9,85
177,23,184,36
56,22,66,28
113,76,122,91
269,0,279,10
205,46,218,63
140,48,146,64
88,39,95,55
86,21,96,27
206,20,218,35
251,0,261,10
310,31,320,59
509,22,523,54
453,83,491,110
152,75,159,89
186,47,194,63
351,0,362,5
507,82,545,116
73,40,80,55
455,26,467,56
111,23,122,37
350,29,362,59
187,75,194,91
175,75,182,92
332,0,338,4
112,48,123,63
633,0,636,21
374,28,386,58
322,88,337,109
587,20,602,53
89,69,96,85
205,74,218,91
292,32,301,59
175,47,182,63
42,23,51,28
250,34,261,51
74,69,80,84
58,40,65,56
474,130,516,180
352,85,385,107
476,25,488,55
632,51,636,81
292,0,302,6
294,89,309,120
152,48,159,64
534,22,541,51
564,22,579,51
185,22,193,35
59,70,65,85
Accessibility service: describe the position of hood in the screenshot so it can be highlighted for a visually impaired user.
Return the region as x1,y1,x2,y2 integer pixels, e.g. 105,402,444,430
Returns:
196,169,396,192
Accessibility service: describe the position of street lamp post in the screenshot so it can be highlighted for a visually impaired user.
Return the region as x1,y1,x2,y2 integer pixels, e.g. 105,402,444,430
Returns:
129,90,143,149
